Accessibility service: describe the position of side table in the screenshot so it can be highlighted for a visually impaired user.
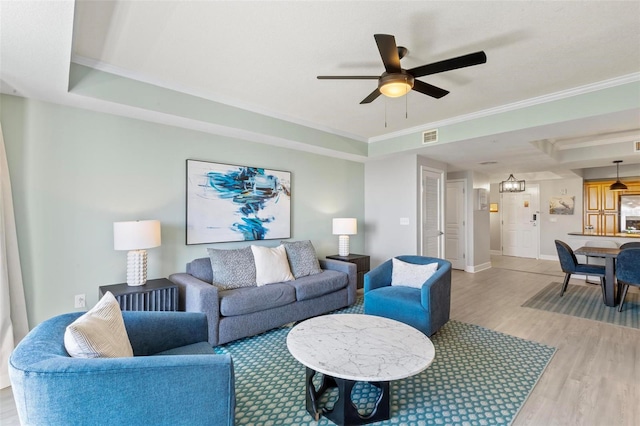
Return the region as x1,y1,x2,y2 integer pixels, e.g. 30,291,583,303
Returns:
99,278,178,311
326,254,370,289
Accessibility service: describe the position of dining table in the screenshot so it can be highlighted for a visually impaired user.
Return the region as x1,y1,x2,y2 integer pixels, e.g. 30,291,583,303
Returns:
574,246,620,307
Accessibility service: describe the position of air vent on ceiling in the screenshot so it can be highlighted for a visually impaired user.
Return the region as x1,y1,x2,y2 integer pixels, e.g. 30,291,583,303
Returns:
422,129,438,144
635,141,640,153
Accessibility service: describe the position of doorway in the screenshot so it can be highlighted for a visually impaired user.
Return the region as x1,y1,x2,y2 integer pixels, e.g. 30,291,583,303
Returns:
501,184,540,259
420,167,445,258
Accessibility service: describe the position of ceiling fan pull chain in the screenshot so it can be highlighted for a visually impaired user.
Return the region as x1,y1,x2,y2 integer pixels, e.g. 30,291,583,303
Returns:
405,77,408,119
384,97,388,128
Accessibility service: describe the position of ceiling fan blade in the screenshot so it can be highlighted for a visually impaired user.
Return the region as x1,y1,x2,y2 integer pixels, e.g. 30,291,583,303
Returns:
374,34,401,73
412,80,449,99
360,88,381,104
408,51,487,78
317,76,380,79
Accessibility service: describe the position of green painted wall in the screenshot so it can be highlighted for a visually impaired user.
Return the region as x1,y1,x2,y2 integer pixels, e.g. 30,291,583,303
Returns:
0,94,364,327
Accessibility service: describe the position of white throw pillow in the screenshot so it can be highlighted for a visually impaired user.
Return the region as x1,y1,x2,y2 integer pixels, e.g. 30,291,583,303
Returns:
391,258,439,289
64,291,133,358
251,244,295,286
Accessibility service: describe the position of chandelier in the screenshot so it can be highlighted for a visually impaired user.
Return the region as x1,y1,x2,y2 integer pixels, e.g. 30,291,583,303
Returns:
499,174,525,193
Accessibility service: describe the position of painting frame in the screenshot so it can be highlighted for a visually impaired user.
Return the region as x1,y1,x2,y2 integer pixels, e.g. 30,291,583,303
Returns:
549,196,575,215
186,159,291,245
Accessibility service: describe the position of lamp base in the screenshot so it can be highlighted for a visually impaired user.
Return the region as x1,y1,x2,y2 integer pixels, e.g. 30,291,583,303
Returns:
338,235,350,257
126,249,148,286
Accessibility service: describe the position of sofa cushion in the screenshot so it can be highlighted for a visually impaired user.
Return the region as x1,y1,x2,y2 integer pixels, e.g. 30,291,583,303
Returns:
251,245,294,285
207,247,257,289
282,240,323,278
63,292,133,358
186,257,214,284
287,269,348,301
219,284,296,316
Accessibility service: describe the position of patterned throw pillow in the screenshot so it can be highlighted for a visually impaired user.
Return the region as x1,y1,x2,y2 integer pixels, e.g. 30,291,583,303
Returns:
207,247,257,289
281,240,323,278
64,292,133,358
391,258,439,289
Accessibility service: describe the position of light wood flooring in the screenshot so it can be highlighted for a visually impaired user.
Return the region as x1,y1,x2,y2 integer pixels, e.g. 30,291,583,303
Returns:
2,255,638,425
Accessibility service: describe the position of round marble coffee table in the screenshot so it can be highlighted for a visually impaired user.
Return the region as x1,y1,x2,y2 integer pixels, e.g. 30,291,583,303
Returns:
286,314,435,425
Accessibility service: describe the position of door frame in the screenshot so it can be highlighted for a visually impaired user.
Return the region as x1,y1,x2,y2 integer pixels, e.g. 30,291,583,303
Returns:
419,166,445,258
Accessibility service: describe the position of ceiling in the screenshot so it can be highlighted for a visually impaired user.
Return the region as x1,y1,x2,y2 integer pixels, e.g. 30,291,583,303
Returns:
2,1,640,182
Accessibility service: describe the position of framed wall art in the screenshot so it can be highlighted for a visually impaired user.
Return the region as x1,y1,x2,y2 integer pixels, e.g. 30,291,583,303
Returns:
549,195,575,215
186,160,291,244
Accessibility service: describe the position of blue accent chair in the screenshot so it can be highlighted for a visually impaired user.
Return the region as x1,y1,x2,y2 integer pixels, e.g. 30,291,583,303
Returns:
616,248,640,312
364,255,451,336
9,311,235,426
555,240,606,300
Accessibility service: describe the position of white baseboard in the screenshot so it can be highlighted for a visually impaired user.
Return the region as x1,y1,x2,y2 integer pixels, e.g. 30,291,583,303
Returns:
540,254,558,261
465,262,492,273
490,250,502,256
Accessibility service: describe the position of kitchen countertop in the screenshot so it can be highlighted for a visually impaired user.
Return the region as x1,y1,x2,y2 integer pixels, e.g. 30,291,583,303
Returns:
568,232,640,238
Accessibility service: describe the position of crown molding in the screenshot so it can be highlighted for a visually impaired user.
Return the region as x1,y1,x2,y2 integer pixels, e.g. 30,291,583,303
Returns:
368,72,640,144
70,54,368,143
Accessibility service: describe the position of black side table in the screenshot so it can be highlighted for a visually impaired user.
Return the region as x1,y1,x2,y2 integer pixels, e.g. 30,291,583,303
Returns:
326,254,370,289
99,278,178,311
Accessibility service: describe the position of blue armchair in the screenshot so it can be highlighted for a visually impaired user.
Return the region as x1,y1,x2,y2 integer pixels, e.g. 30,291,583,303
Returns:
364,255,452,336
9,311,235,426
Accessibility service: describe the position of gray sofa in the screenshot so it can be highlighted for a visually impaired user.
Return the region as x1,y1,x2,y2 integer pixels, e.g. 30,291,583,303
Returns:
169,257,357,346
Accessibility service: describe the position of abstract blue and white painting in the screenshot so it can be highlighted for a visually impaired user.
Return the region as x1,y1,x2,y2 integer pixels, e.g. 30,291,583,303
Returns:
186,160,291,244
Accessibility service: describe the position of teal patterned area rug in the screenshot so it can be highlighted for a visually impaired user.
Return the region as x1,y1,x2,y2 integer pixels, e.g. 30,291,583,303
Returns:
522,282,640,329
215,300,555,425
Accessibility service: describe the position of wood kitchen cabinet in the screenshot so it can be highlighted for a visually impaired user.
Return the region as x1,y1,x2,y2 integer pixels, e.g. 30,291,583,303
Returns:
584,180,640,233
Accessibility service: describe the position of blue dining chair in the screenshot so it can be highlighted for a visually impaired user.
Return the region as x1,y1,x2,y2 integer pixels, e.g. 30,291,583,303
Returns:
620,242,640,250
616,248,640,312
555,240,606,301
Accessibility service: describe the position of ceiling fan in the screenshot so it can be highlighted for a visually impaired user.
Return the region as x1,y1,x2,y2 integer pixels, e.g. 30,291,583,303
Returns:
317,34,487,104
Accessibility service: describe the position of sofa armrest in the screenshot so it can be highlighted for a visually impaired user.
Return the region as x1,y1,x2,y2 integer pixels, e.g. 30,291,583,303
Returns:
123,311,209,356
364,259,393,292
10,353,235,425
319,258,357,304
169,273,221,345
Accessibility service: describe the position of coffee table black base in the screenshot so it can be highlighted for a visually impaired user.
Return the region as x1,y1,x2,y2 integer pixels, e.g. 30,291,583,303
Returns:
305,367,390,426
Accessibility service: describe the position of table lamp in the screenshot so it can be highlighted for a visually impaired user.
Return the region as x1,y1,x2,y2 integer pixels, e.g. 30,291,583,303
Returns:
332,218,357,256
113,220,161,286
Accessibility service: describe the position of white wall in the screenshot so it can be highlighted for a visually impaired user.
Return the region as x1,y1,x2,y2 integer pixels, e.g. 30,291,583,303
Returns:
1,95,365,326
537,177,584,258
364,154,418,267
489,183,501,252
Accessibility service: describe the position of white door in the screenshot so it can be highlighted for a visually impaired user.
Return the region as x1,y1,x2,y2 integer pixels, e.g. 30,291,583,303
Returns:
421,167,444,258
502,184,540,258
445,180,466,270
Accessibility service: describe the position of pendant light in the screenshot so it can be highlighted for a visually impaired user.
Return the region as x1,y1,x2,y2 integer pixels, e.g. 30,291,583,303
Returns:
499,174,525,193
610,160,628,191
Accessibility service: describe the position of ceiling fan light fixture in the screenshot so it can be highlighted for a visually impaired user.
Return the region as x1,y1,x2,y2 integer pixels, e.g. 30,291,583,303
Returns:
379,73,414,98
610,160,628,191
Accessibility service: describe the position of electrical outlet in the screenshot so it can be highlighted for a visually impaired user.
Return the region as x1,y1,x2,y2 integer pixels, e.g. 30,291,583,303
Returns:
74,294,86,308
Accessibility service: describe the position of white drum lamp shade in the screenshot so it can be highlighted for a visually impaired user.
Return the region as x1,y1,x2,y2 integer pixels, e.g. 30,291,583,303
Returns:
332,218,357,256
114,220,161,286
